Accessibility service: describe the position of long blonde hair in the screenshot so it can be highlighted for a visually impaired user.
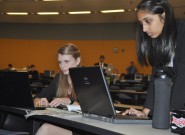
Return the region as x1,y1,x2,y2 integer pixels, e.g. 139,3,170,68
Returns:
56,43,80,100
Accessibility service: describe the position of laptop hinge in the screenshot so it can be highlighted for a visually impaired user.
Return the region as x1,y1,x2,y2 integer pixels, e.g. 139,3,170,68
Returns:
82,113,116,123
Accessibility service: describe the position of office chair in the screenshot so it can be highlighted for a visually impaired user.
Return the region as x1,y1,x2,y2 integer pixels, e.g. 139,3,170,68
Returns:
0,113,32,135
31,81,44,94
0,129,29,135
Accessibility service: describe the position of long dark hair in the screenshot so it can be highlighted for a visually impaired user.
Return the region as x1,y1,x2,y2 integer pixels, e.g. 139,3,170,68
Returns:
136,0,177,67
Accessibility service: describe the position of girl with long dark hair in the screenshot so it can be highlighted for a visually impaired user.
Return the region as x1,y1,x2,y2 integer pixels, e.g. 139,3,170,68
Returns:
123,0,185,121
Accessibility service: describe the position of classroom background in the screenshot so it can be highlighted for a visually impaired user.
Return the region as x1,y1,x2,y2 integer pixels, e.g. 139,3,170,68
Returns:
0,22,152,75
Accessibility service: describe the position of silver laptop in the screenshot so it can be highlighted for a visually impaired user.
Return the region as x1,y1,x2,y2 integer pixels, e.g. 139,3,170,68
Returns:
69,66,152,124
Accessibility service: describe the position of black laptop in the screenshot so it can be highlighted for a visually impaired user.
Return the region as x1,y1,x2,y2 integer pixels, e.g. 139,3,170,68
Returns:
69,66,152,124
0,71,44,110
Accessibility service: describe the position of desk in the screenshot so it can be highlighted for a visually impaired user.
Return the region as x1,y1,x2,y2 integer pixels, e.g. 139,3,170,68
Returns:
118,80,149,90
110,90,147,105
0,105,176,135
110,90,147,95
113,103,143,110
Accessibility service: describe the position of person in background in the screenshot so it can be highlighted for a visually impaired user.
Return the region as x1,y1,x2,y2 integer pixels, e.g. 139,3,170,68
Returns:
122,0,185,118
7,64,13,70
34,43,81,135
28,64,39,81
94,55,108,75
4,64,16,71
120,61,137,80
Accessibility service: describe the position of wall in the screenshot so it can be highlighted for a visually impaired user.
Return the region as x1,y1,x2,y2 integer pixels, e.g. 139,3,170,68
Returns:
0,23,152,74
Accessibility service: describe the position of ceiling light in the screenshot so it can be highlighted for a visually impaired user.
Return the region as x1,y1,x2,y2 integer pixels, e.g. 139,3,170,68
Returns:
3,0,33,1
68,11,91,14
6,12,28,15
101,9,125,13
37,12,59,15
42,0,64,1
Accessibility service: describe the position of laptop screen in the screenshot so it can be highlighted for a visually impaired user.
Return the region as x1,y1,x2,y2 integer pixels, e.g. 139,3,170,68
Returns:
0,71,34,109
69,66,116,118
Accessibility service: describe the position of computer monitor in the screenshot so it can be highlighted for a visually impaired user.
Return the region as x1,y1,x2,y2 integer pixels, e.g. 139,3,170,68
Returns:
134,74,143,80
44,70,54,77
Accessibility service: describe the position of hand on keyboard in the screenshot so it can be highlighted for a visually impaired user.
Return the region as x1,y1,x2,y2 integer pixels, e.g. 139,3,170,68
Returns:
122,108,148,118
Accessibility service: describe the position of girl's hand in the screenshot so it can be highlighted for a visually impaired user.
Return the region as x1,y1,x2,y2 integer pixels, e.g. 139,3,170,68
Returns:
49,98,71,107
34,98,49,107
122,108,147,117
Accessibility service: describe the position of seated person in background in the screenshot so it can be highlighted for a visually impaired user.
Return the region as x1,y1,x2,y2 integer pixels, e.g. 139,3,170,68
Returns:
28,64,39,81
7,64,13,71
4,64,16,72
94,55,108,75
120,61,137,80
34,43,80,135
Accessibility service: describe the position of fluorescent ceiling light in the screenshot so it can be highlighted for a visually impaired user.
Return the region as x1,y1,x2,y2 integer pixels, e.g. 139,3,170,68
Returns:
42,0,64,1
4,0,32,1
101,9,125,13
37,12,59,15
68,11,91,14
6,12,28,15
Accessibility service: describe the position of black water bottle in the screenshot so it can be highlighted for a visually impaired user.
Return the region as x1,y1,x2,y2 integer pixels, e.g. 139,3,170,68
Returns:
152,76,172,129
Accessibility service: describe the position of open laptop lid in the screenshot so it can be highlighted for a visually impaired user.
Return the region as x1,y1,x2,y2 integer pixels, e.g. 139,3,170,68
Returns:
0,71,35,109
69,66,116,118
